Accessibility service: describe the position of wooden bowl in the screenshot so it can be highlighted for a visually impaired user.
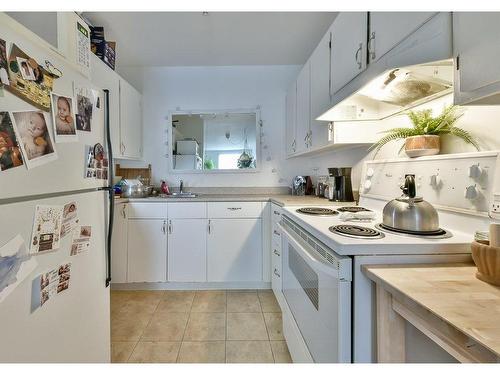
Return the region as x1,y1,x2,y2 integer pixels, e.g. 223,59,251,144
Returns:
471,241,500,286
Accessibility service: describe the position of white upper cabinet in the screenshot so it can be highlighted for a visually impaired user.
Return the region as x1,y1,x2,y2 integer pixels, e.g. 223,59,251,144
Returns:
367,12,436,64
331,12,368,94
285,80,297,156
296,61,311,153
91,55,143,160
453,12,500,105
309,29,332,149
90,54,120,156
119,79,143,159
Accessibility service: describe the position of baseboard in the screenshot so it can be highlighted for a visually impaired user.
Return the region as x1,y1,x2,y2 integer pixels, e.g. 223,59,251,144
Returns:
111,281,271,290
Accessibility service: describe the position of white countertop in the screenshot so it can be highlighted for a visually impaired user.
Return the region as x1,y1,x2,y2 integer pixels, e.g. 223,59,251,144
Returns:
114,194,345,207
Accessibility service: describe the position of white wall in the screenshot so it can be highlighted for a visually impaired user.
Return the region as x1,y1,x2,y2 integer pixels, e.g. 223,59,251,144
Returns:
118,65,500,191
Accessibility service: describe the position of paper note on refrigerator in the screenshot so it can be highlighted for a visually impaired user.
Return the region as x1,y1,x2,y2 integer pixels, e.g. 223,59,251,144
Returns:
60,201,79,238
70,225,91,256
31,262,71,310
0,235,37,304
29,205,63,255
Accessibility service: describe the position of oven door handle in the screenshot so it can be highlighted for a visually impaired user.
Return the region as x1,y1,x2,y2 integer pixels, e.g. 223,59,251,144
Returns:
278,223,342,279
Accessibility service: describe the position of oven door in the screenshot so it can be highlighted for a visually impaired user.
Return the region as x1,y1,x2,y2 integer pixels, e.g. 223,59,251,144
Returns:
280,222,352,363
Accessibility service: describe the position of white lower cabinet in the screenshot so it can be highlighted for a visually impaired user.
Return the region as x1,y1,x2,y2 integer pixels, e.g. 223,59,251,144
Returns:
127,219,167,282
207,218,262,282
111,203,128,283
168,219,208,282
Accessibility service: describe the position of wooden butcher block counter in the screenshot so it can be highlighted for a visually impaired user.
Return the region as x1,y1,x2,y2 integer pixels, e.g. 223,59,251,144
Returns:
362,263,500,363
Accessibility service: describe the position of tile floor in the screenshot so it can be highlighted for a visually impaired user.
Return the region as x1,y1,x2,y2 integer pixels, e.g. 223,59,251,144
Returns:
110,289,292,363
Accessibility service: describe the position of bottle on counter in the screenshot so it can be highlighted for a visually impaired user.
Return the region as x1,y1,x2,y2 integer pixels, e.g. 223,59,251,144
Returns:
160,180,170,195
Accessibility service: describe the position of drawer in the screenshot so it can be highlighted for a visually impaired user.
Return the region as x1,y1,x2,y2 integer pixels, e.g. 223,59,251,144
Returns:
127,202,167,219
168,202,207,219
208,202,263,218
271,204,282,224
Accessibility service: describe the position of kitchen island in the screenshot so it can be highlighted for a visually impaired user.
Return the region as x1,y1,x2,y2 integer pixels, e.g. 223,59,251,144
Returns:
362,263,500,363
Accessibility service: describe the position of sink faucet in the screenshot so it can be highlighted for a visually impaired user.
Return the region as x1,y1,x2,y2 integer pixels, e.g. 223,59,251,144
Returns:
179,179,184,194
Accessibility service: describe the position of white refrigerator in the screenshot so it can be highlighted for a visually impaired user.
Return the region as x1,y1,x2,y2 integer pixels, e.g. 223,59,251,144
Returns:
0,15,112,362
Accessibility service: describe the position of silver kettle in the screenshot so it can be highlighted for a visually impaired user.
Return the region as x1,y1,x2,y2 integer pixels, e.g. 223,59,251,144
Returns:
382,175,440,233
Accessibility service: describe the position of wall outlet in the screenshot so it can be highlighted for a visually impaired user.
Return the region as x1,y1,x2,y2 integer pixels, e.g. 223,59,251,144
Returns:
491,193,500,219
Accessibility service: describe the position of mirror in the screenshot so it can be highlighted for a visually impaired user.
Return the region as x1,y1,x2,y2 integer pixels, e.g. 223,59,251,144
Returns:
171,110,259,172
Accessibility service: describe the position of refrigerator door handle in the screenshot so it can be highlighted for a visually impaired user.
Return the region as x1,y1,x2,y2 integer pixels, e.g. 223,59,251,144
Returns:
104,89,113,288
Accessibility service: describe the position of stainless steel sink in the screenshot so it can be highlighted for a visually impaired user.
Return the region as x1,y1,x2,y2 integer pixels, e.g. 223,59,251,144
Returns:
162,192,198,198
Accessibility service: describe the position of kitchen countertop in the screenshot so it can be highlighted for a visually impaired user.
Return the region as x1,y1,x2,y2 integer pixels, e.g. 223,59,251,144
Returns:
362,263,500,360
113,194,344,207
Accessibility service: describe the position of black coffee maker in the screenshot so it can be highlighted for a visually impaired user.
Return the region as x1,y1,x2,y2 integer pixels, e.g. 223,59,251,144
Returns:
327,167,354,202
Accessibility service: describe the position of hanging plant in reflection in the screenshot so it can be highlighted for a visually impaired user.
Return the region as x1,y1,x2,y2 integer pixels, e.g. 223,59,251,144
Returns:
238,128,254,169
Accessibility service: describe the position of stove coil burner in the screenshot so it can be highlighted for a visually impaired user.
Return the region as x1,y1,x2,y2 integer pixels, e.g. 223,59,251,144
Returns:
337,207,372,213
329,225,384,239
375,224,452,239
296,207,339,216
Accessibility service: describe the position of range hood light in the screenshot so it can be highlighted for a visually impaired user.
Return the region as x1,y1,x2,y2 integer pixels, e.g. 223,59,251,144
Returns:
317,60,454,123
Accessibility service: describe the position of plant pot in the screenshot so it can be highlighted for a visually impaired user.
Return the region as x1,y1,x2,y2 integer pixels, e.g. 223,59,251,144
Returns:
404,135,440,158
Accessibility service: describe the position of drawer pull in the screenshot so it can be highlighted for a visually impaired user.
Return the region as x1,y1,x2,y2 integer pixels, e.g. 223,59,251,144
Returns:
273,230,281,236
273,210,280,215
273,249,280,256
273,268,280,278
227,207,242,211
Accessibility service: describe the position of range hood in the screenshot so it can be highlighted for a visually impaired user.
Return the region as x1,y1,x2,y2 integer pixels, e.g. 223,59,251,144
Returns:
318,12,454,122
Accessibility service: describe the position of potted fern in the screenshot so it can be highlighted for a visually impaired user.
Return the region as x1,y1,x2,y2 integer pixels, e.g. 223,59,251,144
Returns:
371,105,479,157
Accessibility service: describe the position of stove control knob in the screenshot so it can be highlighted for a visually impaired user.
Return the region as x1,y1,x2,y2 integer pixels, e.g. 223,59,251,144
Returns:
465,184,479,200
366,168,374,177
430,174,441,187
469,164,482,179
363,180,372,191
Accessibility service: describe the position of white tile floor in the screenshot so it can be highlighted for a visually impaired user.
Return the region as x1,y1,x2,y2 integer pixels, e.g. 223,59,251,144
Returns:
111,289,292,363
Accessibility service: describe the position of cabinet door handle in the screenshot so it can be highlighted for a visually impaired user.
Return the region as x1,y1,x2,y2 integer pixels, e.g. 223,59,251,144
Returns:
273,268,280,278
162,220,166,234
208,220,211,234
273,230,281,236
273,249,280,256
168,220,172,234
227,207,242,211
368,31,376,61
355,43,363,70
329,31,333,98
121,204,127,219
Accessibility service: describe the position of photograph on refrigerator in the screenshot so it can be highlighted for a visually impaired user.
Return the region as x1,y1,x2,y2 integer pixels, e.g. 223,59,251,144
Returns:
12,110,57,169
5,44,56,110
16,57,36,81
51,93,77,142
0,111,24,171
74,85,93,132
60,201,79,238
0,38,10,86
0,234,37,304
29,205,63,255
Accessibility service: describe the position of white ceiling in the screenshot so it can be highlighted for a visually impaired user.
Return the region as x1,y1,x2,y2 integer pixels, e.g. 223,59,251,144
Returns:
83,12,337,67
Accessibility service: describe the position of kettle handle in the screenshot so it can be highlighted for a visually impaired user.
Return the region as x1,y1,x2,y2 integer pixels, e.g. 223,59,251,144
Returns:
401,175,416,198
